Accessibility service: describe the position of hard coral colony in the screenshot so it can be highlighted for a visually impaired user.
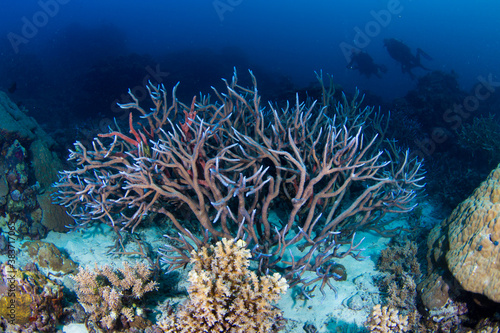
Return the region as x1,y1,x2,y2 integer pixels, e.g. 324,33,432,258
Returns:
51,70,425,331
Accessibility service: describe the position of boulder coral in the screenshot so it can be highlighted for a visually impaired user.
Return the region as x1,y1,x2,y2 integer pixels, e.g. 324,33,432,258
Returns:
444,163,500,302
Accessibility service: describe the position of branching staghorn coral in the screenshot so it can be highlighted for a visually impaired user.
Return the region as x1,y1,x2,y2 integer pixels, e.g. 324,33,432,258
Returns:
55,69,424,296
71,262,158,331
159,238,288,333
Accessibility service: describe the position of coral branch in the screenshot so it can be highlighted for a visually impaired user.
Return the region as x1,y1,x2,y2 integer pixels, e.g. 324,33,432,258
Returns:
54,70,425,295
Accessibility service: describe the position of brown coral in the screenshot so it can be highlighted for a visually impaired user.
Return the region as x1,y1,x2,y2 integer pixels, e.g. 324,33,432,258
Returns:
71,261,158,331
0,262,64,332
365,304,409,333
30,139,75,232
22,241,78,274
377,241,421,318
444,163,500,302
159,238,288,333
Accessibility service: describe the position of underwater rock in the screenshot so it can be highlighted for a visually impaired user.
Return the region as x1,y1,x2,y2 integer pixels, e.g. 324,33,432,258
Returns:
0,91,55,147
344,292,374,311
31,139,74,232
419,272,450,310
22,240,78,274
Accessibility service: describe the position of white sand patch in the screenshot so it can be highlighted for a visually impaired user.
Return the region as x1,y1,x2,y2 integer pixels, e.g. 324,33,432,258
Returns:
276,230,389,332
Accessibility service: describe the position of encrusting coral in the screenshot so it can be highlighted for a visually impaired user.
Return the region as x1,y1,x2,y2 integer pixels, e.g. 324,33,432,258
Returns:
159,238,288,333
71,261,158,331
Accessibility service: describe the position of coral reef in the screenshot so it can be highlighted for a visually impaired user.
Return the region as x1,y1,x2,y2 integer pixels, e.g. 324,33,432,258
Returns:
54,71,424,295
389,71,491,210
458,114,500,164
365,304,409,333
71,261,158,331
376,240,422,330
0,262,64,332
0,139,47,239
425,300,468,332
159,238,288,333
378,241,421,310
418,162,500,331
0,91,71,239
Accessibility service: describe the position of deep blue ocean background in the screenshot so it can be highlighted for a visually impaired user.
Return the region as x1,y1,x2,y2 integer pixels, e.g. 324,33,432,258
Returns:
1,0,499,102
1,0,500,185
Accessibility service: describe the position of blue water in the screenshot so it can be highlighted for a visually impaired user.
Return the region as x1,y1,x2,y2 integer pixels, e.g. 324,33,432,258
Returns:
1,0,499,112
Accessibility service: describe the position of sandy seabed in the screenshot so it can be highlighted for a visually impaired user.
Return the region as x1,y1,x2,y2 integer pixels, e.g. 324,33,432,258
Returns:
3,202,440,332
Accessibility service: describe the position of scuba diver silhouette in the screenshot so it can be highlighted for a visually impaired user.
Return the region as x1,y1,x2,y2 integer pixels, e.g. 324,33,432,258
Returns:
383,38,432,79
346,50,387,79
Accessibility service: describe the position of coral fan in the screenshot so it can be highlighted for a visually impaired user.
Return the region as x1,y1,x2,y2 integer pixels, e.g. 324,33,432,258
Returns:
71,261,158,331
159,238,288,333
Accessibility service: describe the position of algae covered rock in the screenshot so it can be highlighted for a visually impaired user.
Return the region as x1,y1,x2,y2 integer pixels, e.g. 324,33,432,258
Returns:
22,240,78,274
0,90,73,233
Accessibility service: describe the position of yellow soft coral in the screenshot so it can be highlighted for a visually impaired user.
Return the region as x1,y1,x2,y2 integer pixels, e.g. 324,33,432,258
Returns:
160,238,288,333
